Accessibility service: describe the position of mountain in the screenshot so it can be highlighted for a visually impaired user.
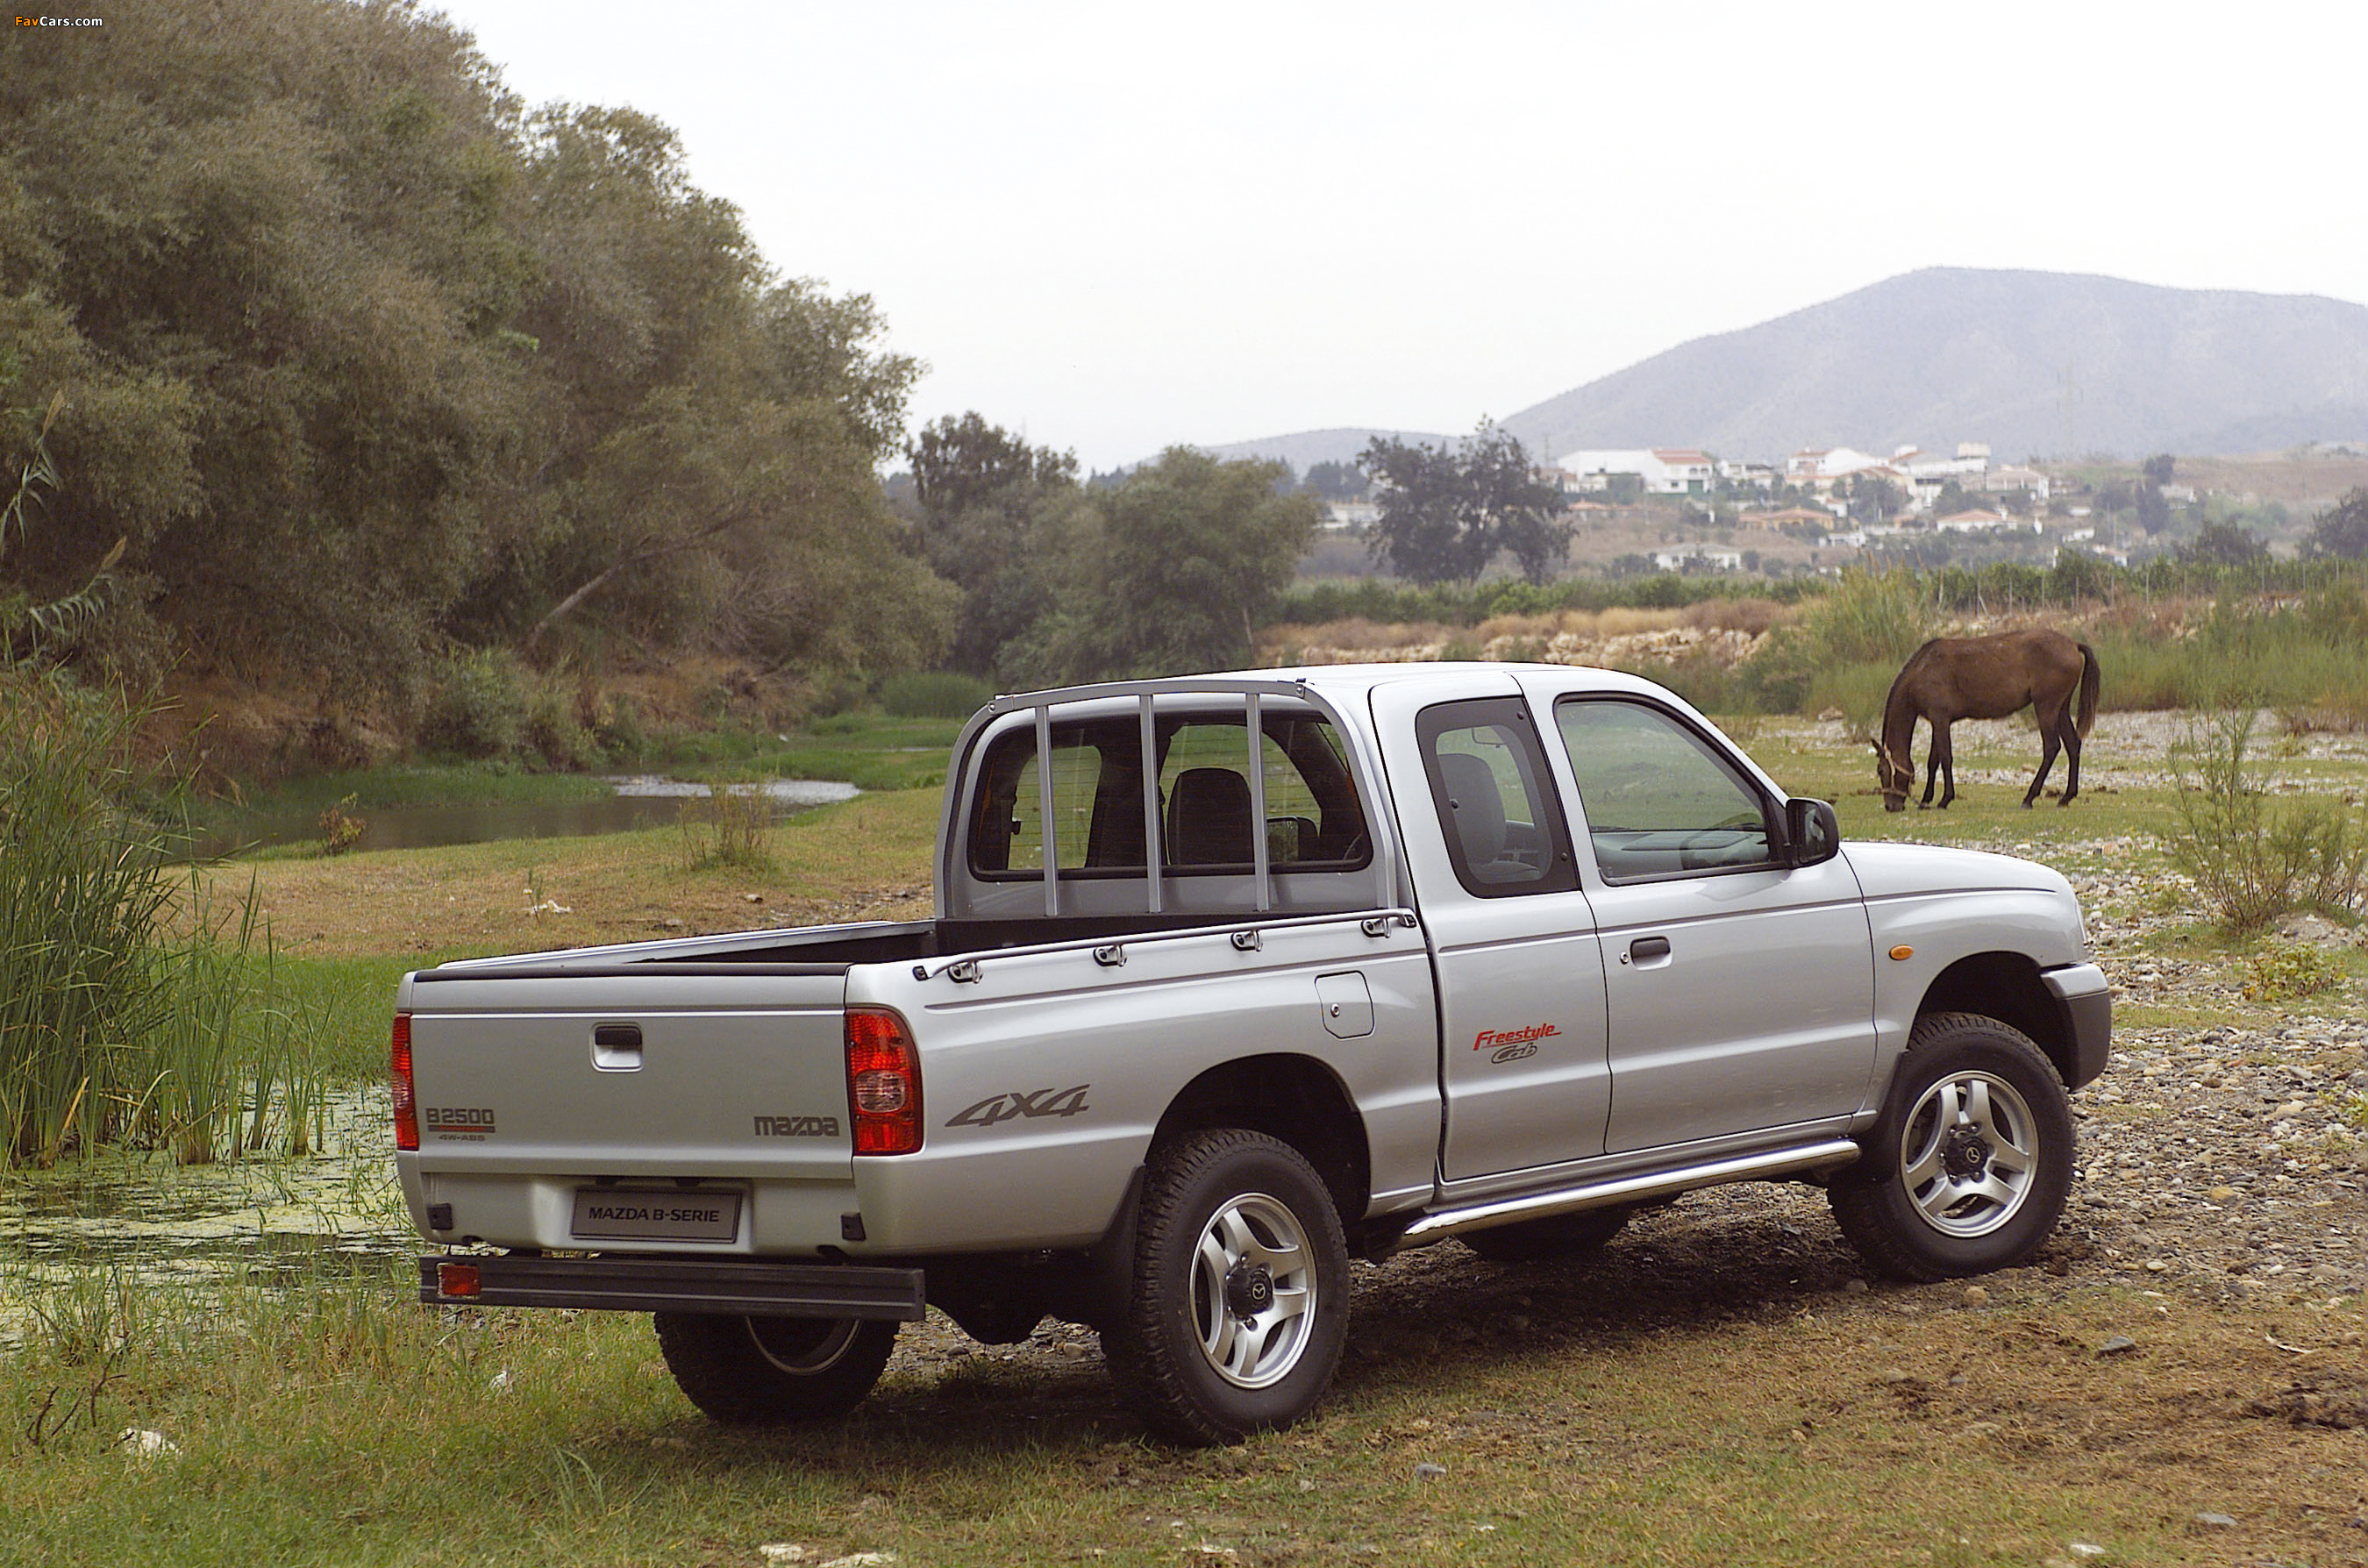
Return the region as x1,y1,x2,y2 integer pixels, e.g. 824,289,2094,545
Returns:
1499,268,2368,465
1196,427,1452,474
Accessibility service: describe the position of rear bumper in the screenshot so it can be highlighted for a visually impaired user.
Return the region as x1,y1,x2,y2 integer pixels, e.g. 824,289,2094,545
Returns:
418,1253,927,1321
2042,963,2113,1090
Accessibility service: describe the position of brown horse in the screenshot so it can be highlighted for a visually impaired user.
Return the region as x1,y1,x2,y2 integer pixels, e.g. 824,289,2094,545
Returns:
1875,629,2101,811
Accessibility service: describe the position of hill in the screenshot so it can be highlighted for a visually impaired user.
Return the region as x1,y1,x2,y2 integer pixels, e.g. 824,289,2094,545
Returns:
1500,268,2368,464
1197,426,1452,474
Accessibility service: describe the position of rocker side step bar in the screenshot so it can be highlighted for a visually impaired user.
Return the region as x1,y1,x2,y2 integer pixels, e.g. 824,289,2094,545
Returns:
1393,1137,1864,1252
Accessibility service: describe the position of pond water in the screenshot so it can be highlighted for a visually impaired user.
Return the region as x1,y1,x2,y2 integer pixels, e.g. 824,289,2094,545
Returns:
181,776,860,859
1,1088,411,1340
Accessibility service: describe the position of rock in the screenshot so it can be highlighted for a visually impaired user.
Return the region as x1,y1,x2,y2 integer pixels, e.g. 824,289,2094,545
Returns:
1963,1286,1990,1306
116,1428,179,1459
1843,1278,1869,1294
2097,1336,2139,1357
1414,1462,1447,1481
2193,1513,2238,1529
758,1549,810,1565
2069,1544,2106,1559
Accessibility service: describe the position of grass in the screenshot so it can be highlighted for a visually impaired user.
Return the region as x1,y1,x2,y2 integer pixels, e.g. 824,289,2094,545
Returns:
0,1244,2358,1565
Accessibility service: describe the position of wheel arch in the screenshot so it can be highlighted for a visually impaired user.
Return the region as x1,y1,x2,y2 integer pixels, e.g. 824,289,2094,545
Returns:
1153,1053,1371,1225
1916,951,2073,1083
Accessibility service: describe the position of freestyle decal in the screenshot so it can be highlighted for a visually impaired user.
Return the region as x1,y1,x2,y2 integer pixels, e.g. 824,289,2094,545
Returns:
1472,1023,1559,1052
945,1084,1092,1129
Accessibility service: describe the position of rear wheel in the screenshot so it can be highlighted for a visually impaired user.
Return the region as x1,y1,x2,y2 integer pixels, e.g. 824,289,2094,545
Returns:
1458,1203,1632,1263
1830,1012,2074,1281
1104,1129,1350,1447
653,1312,897,1424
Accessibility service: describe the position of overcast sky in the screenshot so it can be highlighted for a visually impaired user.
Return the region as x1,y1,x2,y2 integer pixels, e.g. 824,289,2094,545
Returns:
429,1,2368,472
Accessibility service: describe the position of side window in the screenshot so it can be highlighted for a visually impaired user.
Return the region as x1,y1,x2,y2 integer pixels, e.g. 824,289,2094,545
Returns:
1553,699,1773,880
1416,698,1576,898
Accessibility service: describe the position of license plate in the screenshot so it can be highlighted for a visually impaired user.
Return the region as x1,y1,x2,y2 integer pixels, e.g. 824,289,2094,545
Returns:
571,1187,742,1243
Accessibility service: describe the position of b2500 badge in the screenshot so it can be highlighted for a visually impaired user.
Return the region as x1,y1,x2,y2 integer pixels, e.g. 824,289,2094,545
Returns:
945,1084,1091,1128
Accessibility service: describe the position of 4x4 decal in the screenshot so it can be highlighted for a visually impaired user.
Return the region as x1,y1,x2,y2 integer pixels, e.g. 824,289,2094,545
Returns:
945,1084,1091,1129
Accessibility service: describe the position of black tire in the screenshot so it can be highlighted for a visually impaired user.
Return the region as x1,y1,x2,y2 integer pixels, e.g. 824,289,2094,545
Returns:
1457,1203,1633,1264
1103,1129,1351,1447
653,1312,897,1425
1830,1012,2074,1282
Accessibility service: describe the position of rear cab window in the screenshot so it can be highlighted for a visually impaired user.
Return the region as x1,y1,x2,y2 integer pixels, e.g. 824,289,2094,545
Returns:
966,709,1371,881
1414,698,1577,898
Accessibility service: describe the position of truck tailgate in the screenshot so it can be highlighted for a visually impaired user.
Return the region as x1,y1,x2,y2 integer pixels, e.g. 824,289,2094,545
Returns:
402,966,852,1180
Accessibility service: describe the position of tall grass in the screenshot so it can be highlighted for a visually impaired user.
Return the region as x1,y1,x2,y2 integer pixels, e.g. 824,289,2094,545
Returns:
0,677,325,1167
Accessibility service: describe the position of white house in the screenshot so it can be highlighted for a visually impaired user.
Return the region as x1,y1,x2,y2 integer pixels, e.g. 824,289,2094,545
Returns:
1651,544,1743,572
1553,447,1715,495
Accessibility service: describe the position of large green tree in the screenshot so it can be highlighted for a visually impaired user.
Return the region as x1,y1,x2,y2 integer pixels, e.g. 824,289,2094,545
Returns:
1,0,948,698
1361,425,1568,584
1006,448,1318,683
908,412,1080,675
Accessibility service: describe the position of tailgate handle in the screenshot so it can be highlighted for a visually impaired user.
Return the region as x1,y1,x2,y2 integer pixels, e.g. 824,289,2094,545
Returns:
591,1023,643,1072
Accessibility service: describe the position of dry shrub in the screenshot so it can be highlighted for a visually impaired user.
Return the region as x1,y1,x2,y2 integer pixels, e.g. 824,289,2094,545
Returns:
1685,597,1789,638
1282,617,1455,652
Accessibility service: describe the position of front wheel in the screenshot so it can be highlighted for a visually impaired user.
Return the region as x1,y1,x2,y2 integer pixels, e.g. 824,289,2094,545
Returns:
1830,1012,2074,1281
1105,1129,1351,1446
653,1312,897,1425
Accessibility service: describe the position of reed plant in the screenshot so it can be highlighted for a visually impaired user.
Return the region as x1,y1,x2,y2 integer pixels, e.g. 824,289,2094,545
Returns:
0,676,326,1167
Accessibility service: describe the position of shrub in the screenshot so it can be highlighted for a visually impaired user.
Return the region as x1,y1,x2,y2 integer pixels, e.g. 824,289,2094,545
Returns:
417,649,526,759
679,779,774,873
2161,709,2368,932
2241,942,2347,1004
880,670,995,719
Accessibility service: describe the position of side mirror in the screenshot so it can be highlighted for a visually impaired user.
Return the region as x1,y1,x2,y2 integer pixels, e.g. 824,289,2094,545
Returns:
1783,797,1841,867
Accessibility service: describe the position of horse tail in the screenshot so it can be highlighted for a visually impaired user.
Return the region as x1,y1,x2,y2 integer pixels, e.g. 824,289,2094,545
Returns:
2074,641,2101,738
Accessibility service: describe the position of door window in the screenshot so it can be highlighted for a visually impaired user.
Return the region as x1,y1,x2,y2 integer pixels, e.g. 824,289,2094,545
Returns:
1553,700,1773,880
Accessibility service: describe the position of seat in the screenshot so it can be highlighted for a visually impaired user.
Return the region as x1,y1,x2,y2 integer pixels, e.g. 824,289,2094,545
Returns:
1167,767,1254,865
1436,751,1515,880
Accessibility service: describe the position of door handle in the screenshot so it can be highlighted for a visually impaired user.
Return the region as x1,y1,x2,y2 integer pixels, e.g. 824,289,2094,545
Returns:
1626,936,1672,964
591,1023,643,1071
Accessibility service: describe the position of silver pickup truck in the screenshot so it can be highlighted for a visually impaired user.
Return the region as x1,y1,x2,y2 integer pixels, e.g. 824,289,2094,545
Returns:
396,664,2110,1445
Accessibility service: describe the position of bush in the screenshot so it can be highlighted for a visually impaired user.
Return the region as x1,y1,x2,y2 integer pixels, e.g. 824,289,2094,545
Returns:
417,649,526,759
2241,942,2347,1004
2162,709,2368,932
880,670,995,719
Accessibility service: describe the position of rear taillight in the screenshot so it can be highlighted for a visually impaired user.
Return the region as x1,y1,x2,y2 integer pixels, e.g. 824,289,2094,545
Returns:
391,1012,419,1151
845,1007,922,1155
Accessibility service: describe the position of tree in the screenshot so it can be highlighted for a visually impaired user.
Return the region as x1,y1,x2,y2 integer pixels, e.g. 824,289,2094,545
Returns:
2302,488,2368,559
1360,424,1568,585
2179,521,2268,567
1006,449,1317,682
907,413,1080,674
1299,460,1366,501
2142,453,2177,487
1845,471,1903,524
